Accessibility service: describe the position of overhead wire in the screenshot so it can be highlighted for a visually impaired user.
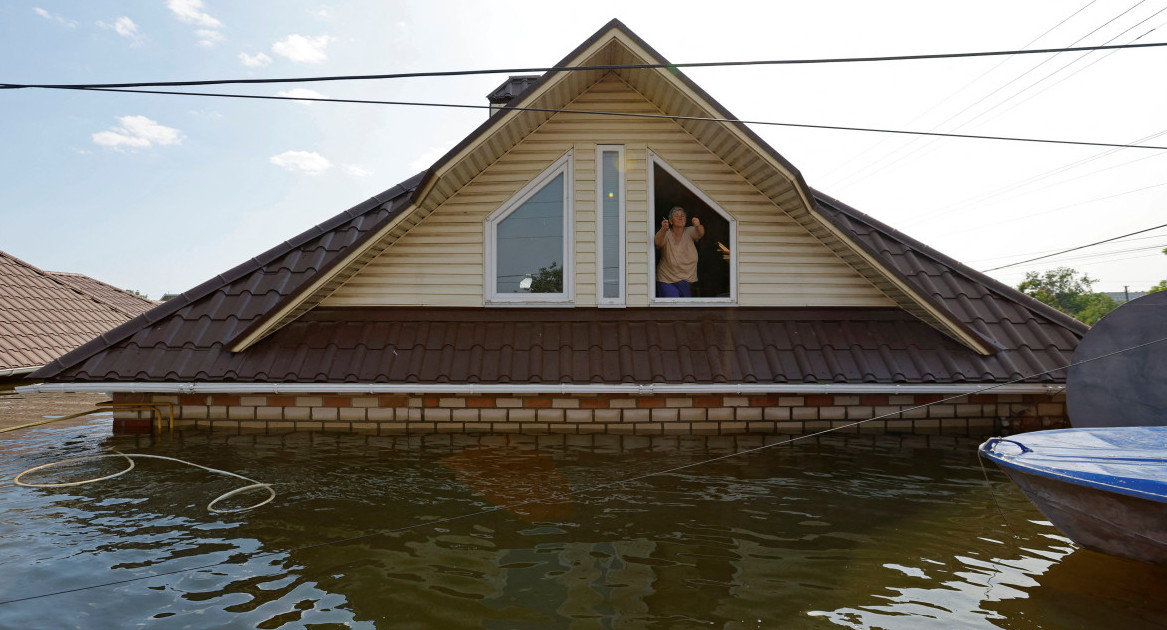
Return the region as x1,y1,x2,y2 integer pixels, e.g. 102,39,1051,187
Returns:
3,333,1167,607
22,84,1167,152
898,7,1167,227
965,5,1167,134
832,0,1163,194
981,222,1167,271
906,127,1167,227
945,177,1167,236
818,0,1103,185
4,40,1167,91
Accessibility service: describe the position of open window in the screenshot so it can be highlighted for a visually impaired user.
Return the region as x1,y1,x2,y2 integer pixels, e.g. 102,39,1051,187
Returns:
648,152,735,302
485,152,574,304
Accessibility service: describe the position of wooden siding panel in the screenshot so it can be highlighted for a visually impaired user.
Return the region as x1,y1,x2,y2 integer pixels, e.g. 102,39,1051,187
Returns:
322,74,891,308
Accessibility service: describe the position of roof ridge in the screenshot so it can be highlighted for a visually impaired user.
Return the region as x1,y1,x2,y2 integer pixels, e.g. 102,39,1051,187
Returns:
47,270,155,317
1,249,128,317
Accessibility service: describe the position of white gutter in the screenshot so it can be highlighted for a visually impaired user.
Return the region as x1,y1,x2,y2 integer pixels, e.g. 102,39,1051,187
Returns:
16,381,1065,396
1,366,39,379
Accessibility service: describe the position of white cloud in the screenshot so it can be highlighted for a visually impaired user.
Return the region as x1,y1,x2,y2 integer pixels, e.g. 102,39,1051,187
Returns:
270,151,332,175
409,139,459,173
275,88,327,103
344,165,372,178
309,5,332,19
98,16,143,44
34,7,76,28
167,0,223,28
239,52,272,67
92,116,184,150
196,28,225,47
272,34,333,64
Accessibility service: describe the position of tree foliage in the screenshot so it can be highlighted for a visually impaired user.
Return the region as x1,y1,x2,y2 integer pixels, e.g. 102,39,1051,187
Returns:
529,261,562,293
1017,267,1116,326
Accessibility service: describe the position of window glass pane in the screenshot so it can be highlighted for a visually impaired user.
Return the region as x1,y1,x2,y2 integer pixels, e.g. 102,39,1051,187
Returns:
601,151,621,299
496,173,564,294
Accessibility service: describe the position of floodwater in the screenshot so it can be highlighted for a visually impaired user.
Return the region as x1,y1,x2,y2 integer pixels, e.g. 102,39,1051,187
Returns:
2,396,1166,629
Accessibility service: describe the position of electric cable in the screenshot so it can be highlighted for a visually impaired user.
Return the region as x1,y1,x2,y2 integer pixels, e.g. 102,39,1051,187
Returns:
4,40,1167,91
832,1,1164,193
819,0,1102,185
905,127,1167,227
982,222,1167,271
27,84,1167,152
3,333,1166,606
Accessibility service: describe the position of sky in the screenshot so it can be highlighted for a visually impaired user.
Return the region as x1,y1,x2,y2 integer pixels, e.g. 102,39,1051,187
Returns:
2,0,1165,299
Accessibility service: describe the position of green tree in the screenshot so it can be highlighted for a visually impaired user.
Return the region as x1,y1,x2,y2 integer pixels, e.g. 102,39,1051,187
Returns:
1152,249,1167,293
529,261,562,293
1017,267,1117,325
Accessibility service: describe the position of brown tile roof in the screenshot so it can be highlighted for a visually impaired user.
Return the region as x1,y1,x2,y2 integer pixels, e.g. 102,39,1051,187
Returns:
48,271,158,317
31,179,1083,386
51,306,1070,385
1,250,156,376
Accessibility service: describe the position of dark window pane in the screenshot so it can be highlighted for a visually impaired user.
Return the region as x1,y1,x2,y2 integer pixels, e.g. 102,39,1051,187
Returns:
496,173,564,294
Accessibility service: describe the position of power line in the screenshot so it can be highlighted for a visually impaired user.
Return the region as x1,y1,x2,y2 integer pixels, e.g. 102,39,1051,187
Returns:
819,0,1102,186
4,40,1167,91
29,85,1167,152
831,1,1166,194
981,223,1167,271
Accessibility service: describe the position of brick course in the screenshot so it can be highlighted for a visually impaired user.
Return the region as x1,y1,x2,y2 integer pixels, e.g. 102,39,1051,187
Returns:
110,391,1067,436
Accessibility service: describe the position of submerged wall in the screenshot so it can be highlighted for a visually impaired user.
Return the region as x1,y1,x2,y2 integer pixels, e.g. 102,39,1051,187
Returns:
110,391,1067,435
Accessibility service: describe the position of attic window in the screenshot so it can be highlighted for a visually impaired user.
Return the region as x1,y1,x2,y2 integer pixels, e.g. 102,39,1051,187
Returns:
485,152,574,304
649,152,735,303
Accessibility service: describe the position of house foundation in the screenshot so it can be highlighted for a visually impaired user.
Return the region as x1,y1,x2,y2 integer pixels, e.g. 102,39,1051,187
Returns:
110,391,1067,435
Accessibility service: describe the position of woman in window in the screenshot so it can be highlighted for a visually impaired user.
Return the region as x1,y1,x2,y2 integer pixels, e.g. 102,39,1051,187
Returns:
655,206,704,297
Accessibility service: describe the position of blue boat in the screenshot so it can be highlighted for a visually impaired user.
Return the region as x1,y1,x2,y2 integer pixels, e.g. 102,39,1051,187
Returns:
980,427,1167,567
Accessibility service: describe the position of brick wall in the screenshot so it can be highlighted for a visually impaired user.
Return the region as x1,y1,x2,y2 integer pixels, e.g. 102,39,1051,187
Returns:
110,391,1067,435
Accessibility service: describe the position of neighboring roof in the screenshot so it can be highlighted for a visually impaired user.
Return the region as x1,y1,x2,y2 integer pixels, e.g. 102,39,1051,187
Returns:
48,271,157,317
0,250,156,377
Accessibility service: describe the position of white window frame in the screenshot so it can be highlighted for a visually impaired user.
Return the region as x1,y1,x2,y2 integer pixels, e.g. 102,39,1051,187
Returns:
596,145,626,306
647,150,737,305
485,150,574,305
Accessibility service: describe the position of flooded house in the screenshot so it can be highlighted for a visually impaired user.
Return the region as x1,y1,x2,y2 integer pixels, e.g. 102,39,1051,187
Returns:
1,249,156,384
23,21,1086,434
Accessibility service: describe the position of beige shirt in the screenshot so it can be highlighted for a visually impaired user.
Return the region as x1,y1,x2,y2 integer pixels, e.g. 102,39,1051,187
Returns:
657,226,699,284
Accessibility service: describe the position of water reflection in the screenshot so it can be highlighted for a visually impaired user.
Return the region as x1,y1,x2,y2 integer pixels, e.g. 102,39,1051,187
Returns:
2,418,1167,628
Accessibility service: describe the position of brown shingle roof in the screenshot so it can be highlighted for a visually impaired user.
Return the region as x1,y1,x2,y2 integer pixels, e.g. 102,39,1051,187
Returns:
51,306,1068,385
31,181,1082,386
0,250,156,376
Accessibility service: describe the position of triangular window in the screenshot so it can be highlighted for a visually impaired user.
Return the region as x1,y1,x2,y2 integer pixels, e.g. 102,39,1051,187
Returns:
649,152,735,302
485,152,574,303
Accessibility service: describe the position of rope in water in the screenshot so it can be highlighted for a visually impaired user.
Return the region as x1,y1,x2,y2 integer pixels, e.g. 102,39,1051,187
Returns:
13,452,274,514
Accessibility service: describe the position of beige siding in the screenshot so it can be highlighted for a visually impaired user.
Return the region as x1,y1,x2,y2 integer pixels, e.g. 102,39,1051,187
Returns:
323,74,892,308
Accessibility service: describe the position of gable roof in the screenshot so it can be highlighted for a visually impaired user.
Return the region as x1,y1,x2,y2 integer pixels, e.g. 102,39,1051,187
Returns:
29,20,1087,388
0,250,156,378
29,179,1083,387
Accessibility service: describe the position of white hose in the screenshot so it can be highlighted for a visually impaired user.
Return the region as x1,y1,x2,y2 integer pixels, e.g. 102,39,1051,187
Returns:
13,452,275,514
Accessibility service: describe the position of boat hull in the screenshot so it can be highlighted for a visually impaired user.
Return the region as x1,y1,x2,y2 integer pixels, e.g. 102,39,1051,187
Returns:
998,465,1167,567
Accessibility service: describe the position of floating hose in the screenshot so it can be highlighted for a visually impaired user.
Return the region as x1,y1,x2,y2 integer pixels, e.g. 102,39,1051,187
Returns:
14,452,275,514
